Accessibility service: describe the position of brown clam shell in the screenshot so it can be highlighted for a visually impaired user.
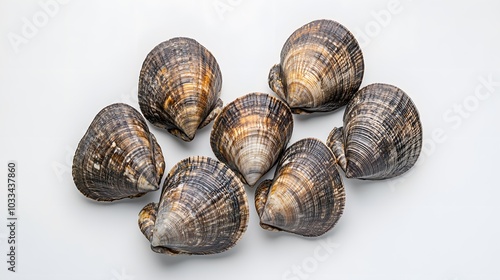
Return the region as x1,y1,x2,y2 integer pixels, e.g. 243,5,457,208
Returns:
327,83,423,180
210,92,294,186
138,156,249,255
138,37,223,141
72,103,165,201
255,138,345,237
269,19,364,114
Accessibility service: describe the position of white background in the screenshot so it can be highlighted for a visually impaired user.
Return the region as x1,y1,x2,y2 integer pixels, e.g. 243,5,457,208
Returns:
1,0,500,279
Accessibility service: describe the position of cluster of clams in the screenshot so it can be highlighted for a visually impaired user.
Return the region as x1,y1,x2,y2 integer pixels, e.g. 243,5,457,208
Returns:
72,19,422,256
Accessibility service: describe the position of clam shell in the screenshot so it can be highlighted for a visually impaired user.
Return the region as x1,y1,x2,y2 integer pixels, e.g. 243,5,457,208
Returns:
138,156,249,255
255,138,345,237
327,83,423,180
269,19,364,114
210,92,294,186
72,103,165,201
138,37,223,141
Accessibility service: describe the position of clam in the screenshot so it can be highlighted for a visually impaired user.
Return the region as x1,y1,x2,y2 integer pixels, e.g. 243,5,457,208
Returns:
255,138,345,237
138,37,223,141
327,83,423,180
210,92,293,186
269,19,364,114
72,103,165,202
138,156,249,255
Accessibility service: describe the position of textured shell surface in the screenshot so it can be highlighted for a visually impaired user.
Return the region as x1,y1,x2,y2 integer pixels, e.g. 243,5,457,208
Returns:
210,92,294,186
255,138,345,237
138,156,249,255
269,19,364,114
72,103,165,202
138,37,223,141
327,83,423,180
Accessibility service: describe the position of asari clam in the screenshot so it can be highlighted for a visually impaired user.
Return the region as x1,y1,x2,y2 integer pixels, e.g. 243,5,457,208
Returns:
138,37,223,141
210,92,294,186
72,103,165,201
327,83,423,180
71,19,424,256
269,19,364,114
255,138,345,237
138,156,249,255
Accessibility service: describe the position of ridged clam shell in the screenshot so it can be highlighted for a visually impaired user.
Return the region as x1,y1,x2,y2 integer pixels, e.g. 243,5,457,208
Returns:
138,156,249,255
210,92,294,186
72,103,165,201
255,138,345,237
138,37,223,141
269,19,364,114
327,83,423,180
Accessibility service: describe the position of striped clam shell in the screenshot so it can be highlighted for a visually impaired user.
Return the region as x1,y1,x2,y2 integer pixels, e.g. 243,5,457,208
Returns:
255,138,345,237
138,37,223,141
327,83,423,180
210,92,294,186
138,156,249,255
269,19,364,114
72,103,165,202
